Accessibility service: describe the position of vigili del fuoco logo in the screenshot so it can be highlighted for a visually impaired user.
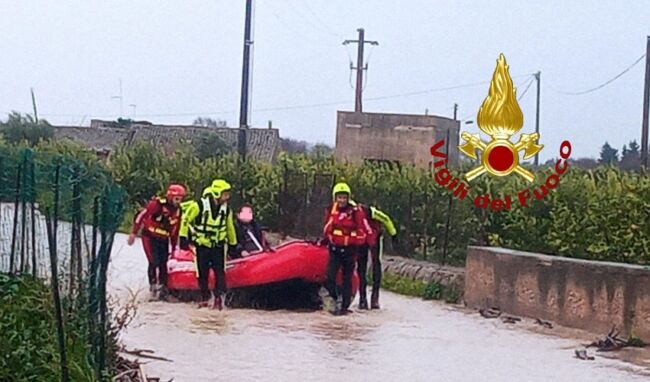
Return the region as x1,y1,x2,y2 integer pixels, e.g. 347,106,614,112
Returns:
430,54,572,211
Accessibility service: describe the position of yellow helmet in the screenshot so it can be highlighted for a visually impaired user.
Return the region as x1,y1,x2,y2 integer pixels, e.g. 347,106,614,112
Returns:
332,182,351,199
210,179,232,198
202,186,214,197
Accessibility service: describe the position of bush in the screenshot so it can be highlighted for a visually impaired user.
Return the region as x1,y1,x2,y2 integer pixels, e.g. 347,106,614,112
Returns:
0,274,95,382
194,132,230,160
1,112,54,146
102,141,650,266
16,137,650,266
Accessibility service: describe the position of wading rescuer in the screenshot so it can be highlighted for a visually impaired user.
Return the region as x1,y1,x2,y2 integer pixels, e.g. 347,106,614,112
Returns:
180,179,237,310
323,182,373,315
128,184,186,300
352,202,397,310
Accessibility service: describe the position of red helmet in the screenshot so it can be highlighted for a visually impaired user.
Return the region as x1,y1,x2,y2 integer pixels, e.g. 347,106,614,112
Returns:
166,184,186,199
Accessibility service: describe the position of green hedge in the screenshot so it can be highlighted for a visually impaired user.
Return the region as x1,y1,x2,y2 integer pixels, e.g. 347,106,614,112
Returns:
18,139,647,266
102,141,650,266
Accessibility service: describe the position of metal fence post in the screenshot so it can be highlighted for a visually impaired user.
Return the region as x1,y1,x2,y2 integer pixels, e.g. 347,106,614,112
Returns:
30,159,37,277
9,163,22,274
46,164,69,382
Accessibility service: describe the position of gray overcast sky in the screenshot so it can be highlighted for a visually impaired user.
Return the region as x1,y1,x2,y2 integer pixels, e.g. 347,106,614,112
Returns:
1,1,649,160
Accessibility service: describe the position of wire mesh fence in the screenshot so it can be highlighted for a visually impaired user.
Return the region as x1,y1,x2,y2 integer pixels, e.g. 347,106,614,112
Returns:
274,163,474,265
0,148,126,381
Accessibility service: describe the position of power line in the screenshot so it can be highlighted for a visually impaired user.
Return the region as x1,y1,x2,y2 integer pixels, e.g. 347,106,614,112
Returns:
268,9,340,48
517,75,535,101
459,76,534,123
548,53,646,96
294,0,342,38
17,73,537,120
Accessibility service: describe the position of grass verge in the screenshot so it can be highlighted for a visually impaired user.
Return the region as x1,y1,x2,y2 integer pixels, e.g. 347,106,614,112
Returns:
380,272,462,304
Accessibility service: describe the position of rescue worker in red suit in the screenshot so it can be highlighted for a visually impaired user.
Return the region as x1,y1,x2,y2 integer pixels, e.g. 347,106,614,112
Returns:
323,182,373,315
127,184,186,300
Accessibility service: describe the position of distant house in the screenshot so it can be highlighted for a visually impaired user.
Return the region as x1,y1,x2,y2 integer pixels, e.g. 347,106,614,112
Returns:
53,119,280,162
335,111,459,168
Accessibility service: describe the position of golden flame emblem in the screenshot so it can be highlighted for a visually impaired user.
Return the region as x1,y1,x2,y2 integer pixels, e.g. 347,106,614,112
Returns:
459,54,543,182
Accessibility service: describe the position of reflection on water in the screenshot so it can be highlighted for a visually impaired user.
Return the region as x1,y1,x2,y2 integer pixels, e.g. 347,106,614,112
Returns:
109,234,650,382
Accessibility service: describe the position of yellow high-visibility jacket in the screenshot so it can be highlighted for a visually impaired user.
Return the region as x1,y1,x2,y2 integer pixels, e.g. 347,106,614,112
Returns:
180,196,237,248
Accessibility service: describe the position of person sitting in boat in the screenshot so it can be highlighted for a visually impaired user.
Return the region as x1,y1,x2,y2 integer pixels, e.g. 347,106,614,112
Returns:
179,179,237,310
350,201,398,310
323,182,374,315
232,204,268,259
127,184,187,300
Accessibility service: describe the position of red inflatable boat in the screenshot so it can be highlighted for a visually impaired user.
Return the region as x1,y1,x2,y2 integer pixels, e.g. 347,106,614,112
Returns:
167,240,359,296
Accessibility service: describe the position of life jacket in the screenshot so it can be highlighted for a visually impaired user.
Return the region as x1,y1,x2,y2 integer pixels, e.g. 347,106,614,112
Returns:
237,221,264,252
357,203,382,235
324,203,367,247
192,197,231,247
141,197,180,238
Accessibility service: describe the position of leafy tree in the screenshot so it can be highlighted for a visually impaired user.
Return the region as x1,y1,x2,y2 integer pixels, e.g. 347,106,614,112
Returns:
598,142,619,165
0,112,53,146
310,143,333,157
193,117,228,128
280,138,309,154
570,157,598,169
194,132,230,159
620,140,641,170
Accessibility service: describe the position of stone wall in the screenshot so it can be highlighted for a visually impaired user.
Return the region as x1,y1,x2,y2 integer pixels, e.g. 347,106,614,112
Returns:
464,246,650,339
53,120,280,162
382,255,465,291
335,111,459,168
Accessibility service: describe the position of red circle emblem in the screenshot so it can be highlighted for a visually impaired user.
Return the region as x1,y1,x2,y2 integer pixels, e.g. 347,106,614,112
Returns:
488,145,515,172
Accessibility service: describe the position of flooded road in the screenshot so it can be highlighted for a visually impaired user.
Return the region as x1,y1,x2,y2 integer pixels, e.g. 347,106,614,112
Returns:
108,234,650,382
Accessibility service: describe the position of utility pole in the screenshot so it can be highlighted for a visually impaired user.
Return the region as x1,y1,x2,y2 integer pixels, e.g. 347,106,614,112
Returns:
453,103,460,164
534,71,541,166
343,28,378,113
641,36,650,168
238,0,254,160
30,88,38,123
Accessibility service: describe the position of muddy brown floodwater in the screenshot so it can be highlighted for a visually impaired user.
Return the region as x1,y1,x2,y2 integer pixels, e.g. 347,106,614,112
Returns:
108,234,650,382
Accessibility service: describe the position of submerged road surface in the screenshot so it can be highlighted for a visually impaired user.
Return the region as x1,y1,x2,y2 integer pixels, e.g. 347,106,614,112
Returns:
108,234,650,382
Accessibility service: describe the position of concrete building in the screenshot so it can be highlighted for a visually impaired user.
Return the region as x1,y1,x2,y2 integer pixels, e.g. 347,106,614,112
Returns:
335,111,460,168
53,119,280,162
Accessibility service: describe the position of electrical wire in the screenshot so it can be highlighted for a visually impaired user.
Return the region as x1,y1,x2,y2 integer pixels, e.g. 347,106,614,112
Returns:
517,76,535,101
548,53,646,95
268,7,340,48
20,73,537,119
295,0,342,38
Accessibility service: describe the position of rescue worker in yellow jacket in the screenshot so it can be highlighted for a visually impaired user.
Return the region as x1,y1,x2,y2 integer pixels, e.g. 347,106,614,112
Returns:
179,179,237,310
351,201,398,310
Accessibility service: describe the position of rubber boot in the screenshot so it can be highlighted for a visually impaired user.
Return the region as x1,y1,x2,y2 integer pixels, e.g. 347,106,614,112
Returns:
157,284,168,301
371,289,380,310
198,292,213,309
213,294,224,311
320,287,335,312
332,297,343,316
358,294,369,310
149,285,158,301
